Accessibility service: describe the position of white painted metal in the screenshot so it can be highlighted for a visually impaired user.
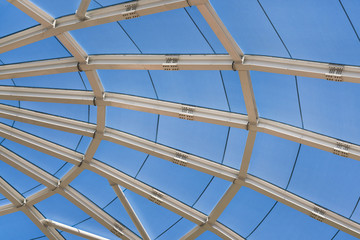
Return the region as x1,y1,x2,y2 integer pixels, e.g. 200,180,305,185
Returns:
241,175,360,238
0,0,208,54
56,33,88,61
0,177,64,240
238,55,360,83
76,0,92,20
238,70,258,124
43,219,110,240
110,182,151,240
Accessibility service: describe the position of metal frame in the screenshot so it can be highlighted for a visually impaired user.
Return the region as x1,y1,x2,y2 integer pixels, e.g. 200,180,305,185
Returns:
0,0,358,239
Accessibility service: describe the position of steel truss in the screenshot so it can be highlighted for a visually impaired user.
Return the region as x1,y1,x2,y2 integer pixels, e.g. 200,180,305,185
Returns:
0,0,358,239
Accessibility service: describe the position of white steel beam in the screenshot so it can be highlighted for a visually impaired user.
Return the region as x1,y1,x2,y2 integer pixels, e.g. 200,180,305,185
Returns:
0,0,207,54
56,33,88,62
0,58,78,80
196,2,242,60
197,1,258,124
238,55,360,84
7,0,54,28
0,86,94,104
241,175,360,239
0,203,18,216
84,54,234,71
0,122,83,165
0,103,95,137
103,128,238,181
43,219,109,240
110,182,150,240
0,177,64,240
76,0,92,21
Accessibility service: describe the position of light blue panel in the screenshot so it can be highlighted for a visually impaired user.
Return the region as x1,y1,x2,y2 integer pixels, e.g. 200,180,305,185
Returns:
71,23,140,54
210,0,288,57
0,37,70,64
2,140,65,175
222,128,247,169
75,136,92,154
98,70,157,98
248,203,337,240
0,194,10,206
259,0,360,65
184,8,227,54
252,71,302,127
79,71,92,90
35,194,89,225
0,78,15,86
125,190,182,239
20,101,89,122
333,231,359,240
32,0,99,18
151,70,229,111
0,211,46,239
248,133,300,188
104,195,140,237
121,9,214,54
157,116,228,163
341,0,360,40
75,218,121,240
193,177,231,215
13,121,82,149
157,218,196,240
218,187,275,237
14,72,87,90
70,170,116,208
106,107,158,141
350,200,360,224
221,70,247,114
23,184,45,198
137,155,212,205
0,160,42,193
197,231,222,240
288,145,360,217
53,162,74,179
94,140,147,177
0,1,38,38
298,77,360,144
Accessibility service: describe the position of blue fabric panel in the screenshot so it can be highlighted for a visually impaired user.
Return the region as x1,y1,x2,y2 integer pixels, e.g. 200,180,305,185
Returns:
252,71,302,127
0,211,45,239
94,140,147,177
98,70,157,99
156,218,196,240
125,190,182,239
248,133,300,188
210,0,289,57
70,170,117,208
288,145,360,217
193,177,231,215
221,70,247,114
218,187,275,237
222,128,248,169
120,9,214,54
106,107,158,141
137,155,212,206
151,70,229,111
247,203,337,240
0,1,38,38
259,0,360,65
197,231,222,240
157,116,228,163
0,37,70,64
298,77,360,145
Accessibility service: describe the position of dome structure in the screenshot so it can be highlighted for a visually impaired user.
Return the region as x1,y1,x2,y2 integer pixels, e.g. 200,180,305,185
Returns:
0,0,360,239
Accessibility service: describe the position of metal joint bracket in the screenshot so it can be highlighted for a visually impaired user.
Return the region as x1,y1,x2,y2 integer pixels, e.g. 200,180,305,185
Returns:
77,62,83,72
325,64,344,82
76,10,89,21
246,121,258,131
110,225,124,237
163,56,179,71
233,176,245,185
179,106,195,120
123,2,139,20
51,180,61,191
148,190,164,206
78,155,86,167
333,141,350,157
200,216,209,227
173,151,188,167
309,206,326,222
52,19,57,28
17,198,27,208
